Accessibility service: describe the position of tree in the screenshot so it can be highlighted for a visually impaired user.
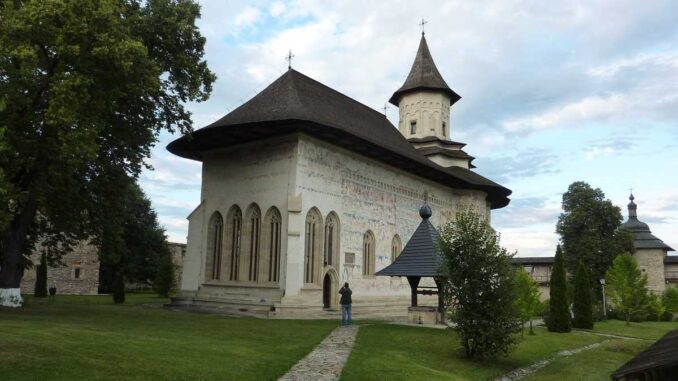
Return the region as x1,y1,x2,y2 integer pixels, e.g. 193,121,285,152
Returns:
663,287,678,315
33,252,48,298
556,182,635,293
572,261,594,329
0,0,215,306
98,181,172,303
153,253,176,298
605,254,650,325
547,245,571,332
439,210,522,359
514,267,542,335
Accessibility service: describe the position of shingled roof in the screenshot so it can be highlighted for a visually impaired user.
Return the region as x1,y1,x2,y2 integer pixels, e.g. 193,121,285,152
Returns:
611,329,678,380
621,194,674,251
376,205,443,277
389,35,461,106
167,69,511,209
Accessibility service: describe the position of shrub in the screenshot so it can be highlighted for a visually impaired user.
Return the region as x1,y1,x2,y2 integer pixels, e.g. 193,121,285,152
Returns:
572,261,594,329
547,245,571,332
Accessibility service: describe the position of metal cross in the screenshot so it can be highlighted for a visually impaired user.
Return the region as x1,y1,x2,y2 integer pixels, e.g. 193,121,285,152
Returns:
285,50,295,70
382,103,389,116
419,18,428,35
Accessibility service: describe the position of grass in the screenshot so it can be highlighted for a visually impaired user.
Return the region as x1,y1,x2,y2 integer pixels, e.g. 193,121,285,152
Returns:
341,319,678,381
340,324,606,381
521,339,650,381
0,293,337,381
584,319,678,340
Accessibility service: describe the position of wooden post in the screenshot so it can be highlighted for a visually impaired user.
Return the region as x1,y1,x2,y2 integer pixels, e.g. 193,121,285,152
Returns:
407,276,421,307
434,276,446,324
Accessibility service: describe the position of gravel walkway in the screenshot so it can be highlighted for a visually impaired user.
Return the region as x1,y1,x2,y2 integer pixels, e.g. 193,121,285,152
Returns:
279,325,360,381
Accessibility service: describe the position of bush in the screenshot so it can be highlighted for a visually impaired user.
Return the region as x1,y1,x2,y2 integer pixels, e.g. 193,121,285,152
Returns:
645,294,665,322
547,245,571,332
663,287,678,314
153,254,176,298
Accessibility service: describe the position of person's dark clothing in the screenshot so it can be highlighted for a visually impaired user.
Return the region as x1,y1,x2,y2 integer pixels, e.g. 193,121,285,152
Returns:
339,287,352,305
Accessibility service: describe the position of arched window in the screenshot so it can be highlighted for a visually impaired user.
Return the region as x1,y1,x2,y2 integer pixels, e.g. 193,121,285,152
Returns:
304,208,323,284
243,204,261,282
224,206,242,281
205,212,224,281
391,235,402,263
324,212,340,268
261,207,282,282
363,230,375,276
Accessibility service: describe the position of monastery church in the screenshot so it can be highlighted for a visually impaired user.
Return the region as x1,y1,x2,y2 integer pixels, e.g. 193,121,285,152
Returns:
167,34,511,318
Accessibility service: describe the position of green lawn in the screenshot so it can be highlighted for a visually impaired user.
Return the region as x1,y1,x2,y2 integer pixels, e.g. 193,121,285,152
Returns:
341,325,606,381
341,320,678,381
521,339,650,381
584,319,678,340
0,294,337,381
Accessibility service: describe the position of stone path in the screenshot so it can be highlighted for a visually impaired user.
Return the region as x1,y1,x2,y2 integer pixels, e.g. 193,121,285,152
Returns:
279,325,360,381
493,341,607,381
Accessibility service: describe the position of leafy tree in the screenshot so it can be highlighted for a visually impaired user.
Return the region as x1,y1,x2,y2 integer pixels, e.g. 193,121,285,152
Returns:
98,181,172,303
547,245,571,332
514,267,542,335
33,252,48,298
439,210,522,359
572,261,594,329
0,0,215,305
605,254,650,325
645,294,665,321
153,253,177,298
556,182,635,293
663,287,678,315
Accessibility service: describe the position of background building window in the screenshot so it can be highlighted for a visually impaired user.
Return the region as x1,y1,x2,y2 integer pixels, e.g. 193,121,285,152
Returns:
304,208,323,284
391,235,402,263
74,268,82,279
410,121,417,135
206,211,224,281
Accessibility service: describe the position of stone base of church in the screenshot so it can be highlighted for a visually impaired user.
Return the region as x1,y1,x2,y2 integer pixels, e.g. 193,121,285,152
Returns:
167,287,438,320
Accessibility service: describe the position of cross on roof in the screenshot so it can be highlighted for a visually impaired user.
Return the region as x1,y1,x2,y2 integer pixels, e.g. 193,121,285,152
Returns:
382,103,389,116
286,50,295,70
419,18,428,35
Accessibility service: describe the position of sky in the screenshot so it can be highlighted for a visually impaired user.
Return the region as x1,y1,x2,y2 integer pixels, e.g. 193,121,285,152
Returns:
139,0,678,257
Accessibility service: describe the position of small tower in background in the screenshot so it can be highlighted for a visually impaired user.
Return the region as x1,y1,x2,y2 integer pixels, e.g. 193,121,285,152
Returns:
390,32,474,169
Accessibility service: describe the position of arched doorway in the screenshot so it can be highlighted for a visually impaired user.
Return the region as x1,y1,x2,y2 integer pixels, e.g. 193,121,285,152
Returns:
323,273,331,309
322,269,339,310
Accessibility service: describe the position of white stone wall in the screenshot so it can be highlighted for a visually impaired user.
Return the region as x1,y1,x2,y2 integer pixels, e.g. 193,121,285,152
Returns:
294,135,490,298
398,92,451,140
179,135,297,294
178,133,492,306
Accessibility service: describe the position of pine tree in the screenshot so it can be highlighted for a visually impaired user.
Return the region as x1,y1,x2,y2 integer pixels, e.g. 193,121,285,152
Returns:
547,245,572,332
153,253,176,298
572,261,594,329
33,252,48,298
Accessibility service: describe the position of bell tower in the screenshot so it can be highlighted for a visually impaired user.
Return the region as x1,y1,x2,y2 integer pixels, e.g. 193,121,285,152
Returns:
390,32,474,169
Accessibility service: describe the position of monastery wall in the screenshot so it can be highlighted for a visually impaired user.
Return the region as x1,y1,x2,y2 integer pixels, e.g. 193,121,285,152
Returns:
634,249,667,293
293,134,490,299
20,241,100,295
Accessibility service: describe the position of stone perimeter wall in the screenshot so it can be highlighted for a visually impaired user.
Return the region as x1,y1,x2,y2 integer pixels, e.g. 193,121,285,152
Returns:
20,241,100,295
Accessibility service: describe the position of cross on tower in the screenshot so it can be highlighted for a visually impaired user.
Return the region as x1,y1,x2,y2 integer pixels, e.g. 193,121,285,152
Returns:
419,18,428,35
382,103,389,116
285,50,295,70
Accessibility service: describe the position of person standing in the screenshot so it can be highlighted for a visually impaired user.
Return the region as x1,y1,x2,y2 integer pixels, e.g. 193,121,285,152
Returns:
339,282,352,326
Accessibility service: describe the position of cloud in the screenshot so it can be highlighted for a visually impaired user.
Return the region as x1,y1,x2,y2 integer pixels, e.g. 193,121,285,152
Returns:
493,196,562,229
474,149,560,183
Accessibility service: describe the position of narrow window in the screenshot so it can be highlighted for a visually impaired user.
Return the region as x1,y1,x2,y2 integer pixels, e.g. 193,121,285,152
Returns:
363,231,375,275
207,212,224,281
268,213,281,282
228,208,242,281
442,121,446,137
410,121,417,135
74,268,82,279
248,209,261,281
391,235,402,263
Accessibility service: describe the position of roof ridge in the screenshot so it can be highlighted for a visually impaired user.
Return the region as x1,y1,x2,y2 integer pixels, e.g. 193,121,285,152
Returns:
290,69,390,123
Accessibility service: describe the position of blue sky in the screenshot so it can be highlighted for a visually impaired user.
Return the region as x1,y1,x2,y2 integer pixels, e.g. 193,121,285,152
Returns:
140,0,678,257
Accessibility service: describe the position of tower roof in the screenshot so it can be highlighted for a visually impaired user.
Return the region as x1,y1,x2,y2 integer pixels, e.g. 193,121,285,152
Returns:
389,35,461,106
376,205,443,277
167,69,511,209
621,193,674,251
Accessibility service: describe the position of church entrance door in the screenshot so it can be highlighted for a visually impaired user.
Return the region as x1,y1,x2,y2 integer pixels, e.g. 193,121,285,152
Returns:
323,273,331,309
